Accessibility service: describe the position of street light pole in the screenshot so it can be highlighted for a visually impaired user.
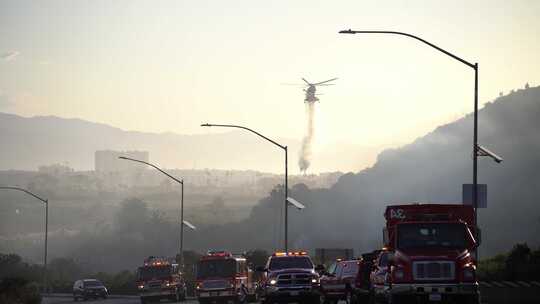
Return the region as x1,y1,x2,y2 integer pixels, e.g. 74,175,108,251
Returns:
180,180,184,267
284,146,288,252
339,29,480,258
0,186,49,292
201,123,290,252
117,157,186,267
44,198,48,292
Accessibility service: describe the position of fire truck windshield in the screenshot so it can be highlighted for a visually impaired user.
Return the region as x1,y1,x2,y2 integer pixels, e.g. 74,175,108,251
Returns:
269,257,313,270
137,265,171,280
197,259,236,279
397,223,468,250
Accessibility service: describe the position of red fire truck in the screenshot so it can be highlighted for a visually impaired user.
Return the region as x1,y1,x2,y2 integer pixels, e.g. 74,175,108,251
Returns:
195,250,256,304
136,256,187,304
371,204,480,304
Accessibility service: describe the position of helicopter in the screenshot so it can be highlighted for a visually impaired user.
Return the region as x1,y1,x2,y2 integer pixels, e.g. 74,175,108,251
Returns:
290,78,338,103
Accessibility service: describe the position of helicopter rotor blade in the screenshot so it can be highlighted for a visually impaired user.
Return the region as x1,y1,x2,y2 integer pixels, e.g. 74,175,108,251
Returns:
316,83,336,86
314,78,338,85
302,78,311,85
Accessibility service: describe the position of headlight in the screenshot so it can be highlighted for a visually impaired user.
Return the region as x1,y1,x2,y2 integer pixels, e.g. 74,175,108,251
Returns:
463,267,475,280
311,278,319,283
138,285,144,289
269,279,277,285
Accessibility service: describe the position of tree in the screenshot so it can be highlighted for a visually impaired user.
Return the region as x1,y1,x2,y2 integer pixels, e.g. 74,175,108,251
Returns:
0,277,41,304
115,198,149,233
505,243,531,280
244,249,269,268
48,257,83,291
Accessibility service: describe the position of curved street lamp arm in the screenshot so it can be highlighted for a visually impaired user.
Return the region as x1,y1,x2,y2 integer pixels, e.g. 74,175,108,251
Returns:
0,186,48,204
201,123,286,150
118,157,184,185
339,29,476,69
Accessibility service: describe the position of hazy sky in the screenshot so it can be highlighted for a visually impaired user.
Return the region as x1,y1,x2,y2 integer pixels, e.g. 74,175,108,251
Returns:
1,1,539,167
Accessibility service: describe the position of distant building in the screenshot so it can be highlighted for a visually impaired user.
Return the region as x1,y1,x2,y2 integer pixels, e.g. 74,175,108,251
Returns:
94,150,149,172
38,163,74,176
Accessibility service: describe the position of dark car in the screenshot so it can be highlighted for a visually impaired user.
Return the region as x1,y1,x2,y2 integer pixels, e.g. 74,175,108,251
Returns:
319,260,359,304
319,251,381,304
73,279,108,301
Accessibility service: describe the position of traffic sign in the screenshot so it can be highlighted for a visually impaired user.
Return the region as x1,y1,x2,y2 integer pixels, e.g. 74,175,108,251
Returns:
462,184,487,208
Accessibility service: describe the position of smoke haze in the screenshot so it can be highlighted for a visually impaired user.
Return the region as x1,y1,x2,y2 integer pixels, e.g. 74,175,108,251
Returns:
299,102,316,173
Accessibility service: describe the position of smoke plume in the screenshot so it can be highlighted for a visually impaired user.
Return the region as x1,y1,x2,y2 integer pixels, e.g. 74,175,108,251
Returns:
299,102,315,173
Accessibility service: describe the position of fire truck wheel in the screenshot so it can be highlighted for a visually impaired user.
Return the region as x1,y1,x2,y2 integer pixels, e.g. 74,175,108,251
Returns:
246,291,258,303
235,287,248,304
367,291,376,304
462,294,480,304
319,293,332,304
346,290,357,304
169,288,180,302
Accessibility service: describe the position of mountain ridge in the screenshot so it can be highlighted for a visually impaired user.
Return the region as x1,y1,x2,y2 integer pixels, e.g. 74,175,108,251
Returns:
194,85,540,257
0,111,379,173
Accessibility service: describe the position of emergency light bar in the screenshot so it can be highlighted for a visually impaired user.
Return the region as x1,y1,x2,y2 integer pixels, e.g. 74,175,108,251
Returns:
273,251,308,256
143,256,171,266
206,250,232,257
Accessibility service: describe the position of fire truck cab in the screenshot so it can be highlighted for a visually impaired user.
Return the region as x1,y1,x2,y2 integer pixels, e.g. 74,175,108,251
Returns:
195,250,256,304
136,256,187,304
371,204,480,304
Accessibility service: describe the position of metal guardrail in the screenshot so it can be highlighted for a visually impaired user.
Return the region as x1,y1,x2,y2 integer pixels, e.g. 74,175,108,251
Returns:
479,281,540,288
42,293,198,300
479,282,540,304
41,293,139,299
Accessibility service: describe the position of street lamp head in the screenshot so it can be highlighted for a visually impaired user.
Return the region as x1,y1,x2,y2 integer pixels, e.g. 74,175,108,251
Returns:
476,144,503,164
201,123,211,127
183,220,197,230
118,156,127,160
287,197,306,210
339,29,356,34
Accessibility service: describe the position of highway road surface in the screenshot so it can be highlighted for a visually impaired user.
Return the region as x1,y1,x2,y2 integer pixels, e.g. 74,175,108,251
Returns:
42,295,188,304
41,297,352,304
